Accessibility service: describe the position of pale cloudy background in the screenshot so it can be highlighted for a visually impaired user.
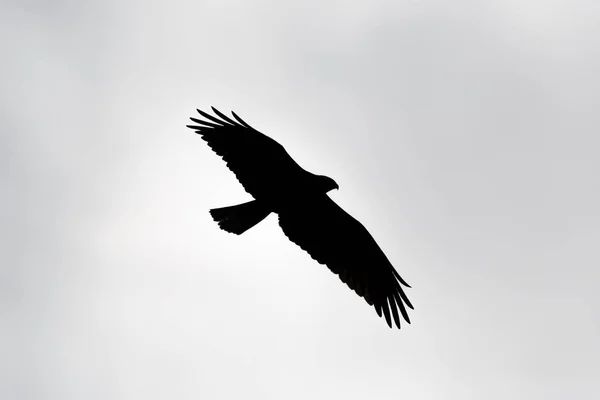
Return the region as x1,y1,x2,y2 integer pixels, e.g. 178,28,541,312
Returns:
2,1,599,399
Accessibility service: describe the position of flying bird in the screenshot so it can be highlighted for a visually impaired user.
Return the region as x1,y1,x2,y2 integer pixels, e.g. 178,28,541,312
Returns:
187,107,413,328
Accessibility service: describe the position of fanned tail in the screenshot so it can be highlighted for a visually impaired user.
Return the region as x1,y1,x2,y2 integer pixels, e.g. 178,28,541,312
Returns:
209,200,271,235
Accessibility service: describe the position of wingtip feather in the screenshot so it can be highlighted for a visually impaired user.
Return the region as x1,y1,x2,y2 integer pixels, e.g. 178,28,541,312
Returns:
231,111,252,129
211,107,238,126
196,108,231,126
390,297,401,329
381,300,392,328
374,303,382,317
393,292,410,324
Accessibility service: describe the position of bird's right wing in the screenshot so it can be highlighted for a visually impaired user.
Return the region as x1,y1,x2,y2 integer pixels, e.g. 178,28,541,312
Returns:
278,195,413,329
187,107,303,199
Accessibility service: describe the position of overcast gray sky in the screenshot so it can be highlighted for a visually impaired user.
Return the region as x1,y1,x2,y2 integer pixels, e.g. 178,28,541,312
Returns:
2,0,599,399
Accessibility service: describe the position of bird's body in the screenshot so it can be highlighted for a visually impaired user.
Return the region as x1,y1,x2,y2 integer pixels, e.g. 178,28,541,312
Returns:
187,107,413,328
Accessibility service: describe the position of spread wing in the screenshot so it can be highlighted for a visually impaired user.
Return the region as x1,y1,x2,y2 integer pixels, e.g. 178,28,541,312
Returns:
186,107,303,199
278,196,413,329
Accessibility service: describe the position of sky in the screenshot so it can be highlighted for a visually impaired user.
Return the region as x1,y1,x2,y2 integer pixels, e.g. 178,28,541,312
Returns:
2,0,599,399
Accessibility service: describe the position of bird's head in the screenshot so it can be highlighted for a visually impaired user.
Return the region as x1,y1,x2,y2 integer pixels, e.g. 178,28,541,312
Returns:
316,175,339,193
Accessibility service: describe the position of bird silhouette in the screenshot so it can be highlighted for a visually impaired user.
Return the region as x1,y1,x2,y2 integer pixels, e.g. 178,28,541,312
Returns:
187,107,413,328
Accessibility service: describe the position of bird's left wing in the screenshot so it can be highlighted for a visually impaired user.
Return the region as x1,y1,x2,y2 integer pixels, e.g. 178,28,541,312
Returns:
186,107,304,199
278,196,413,328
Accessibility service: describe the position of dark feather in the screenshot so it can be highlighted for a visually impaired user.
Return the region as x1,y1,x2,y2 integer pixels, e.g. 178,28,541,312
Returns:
231,111,252,129
211,106,239,126
189,117,222,128
196,108,231,126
